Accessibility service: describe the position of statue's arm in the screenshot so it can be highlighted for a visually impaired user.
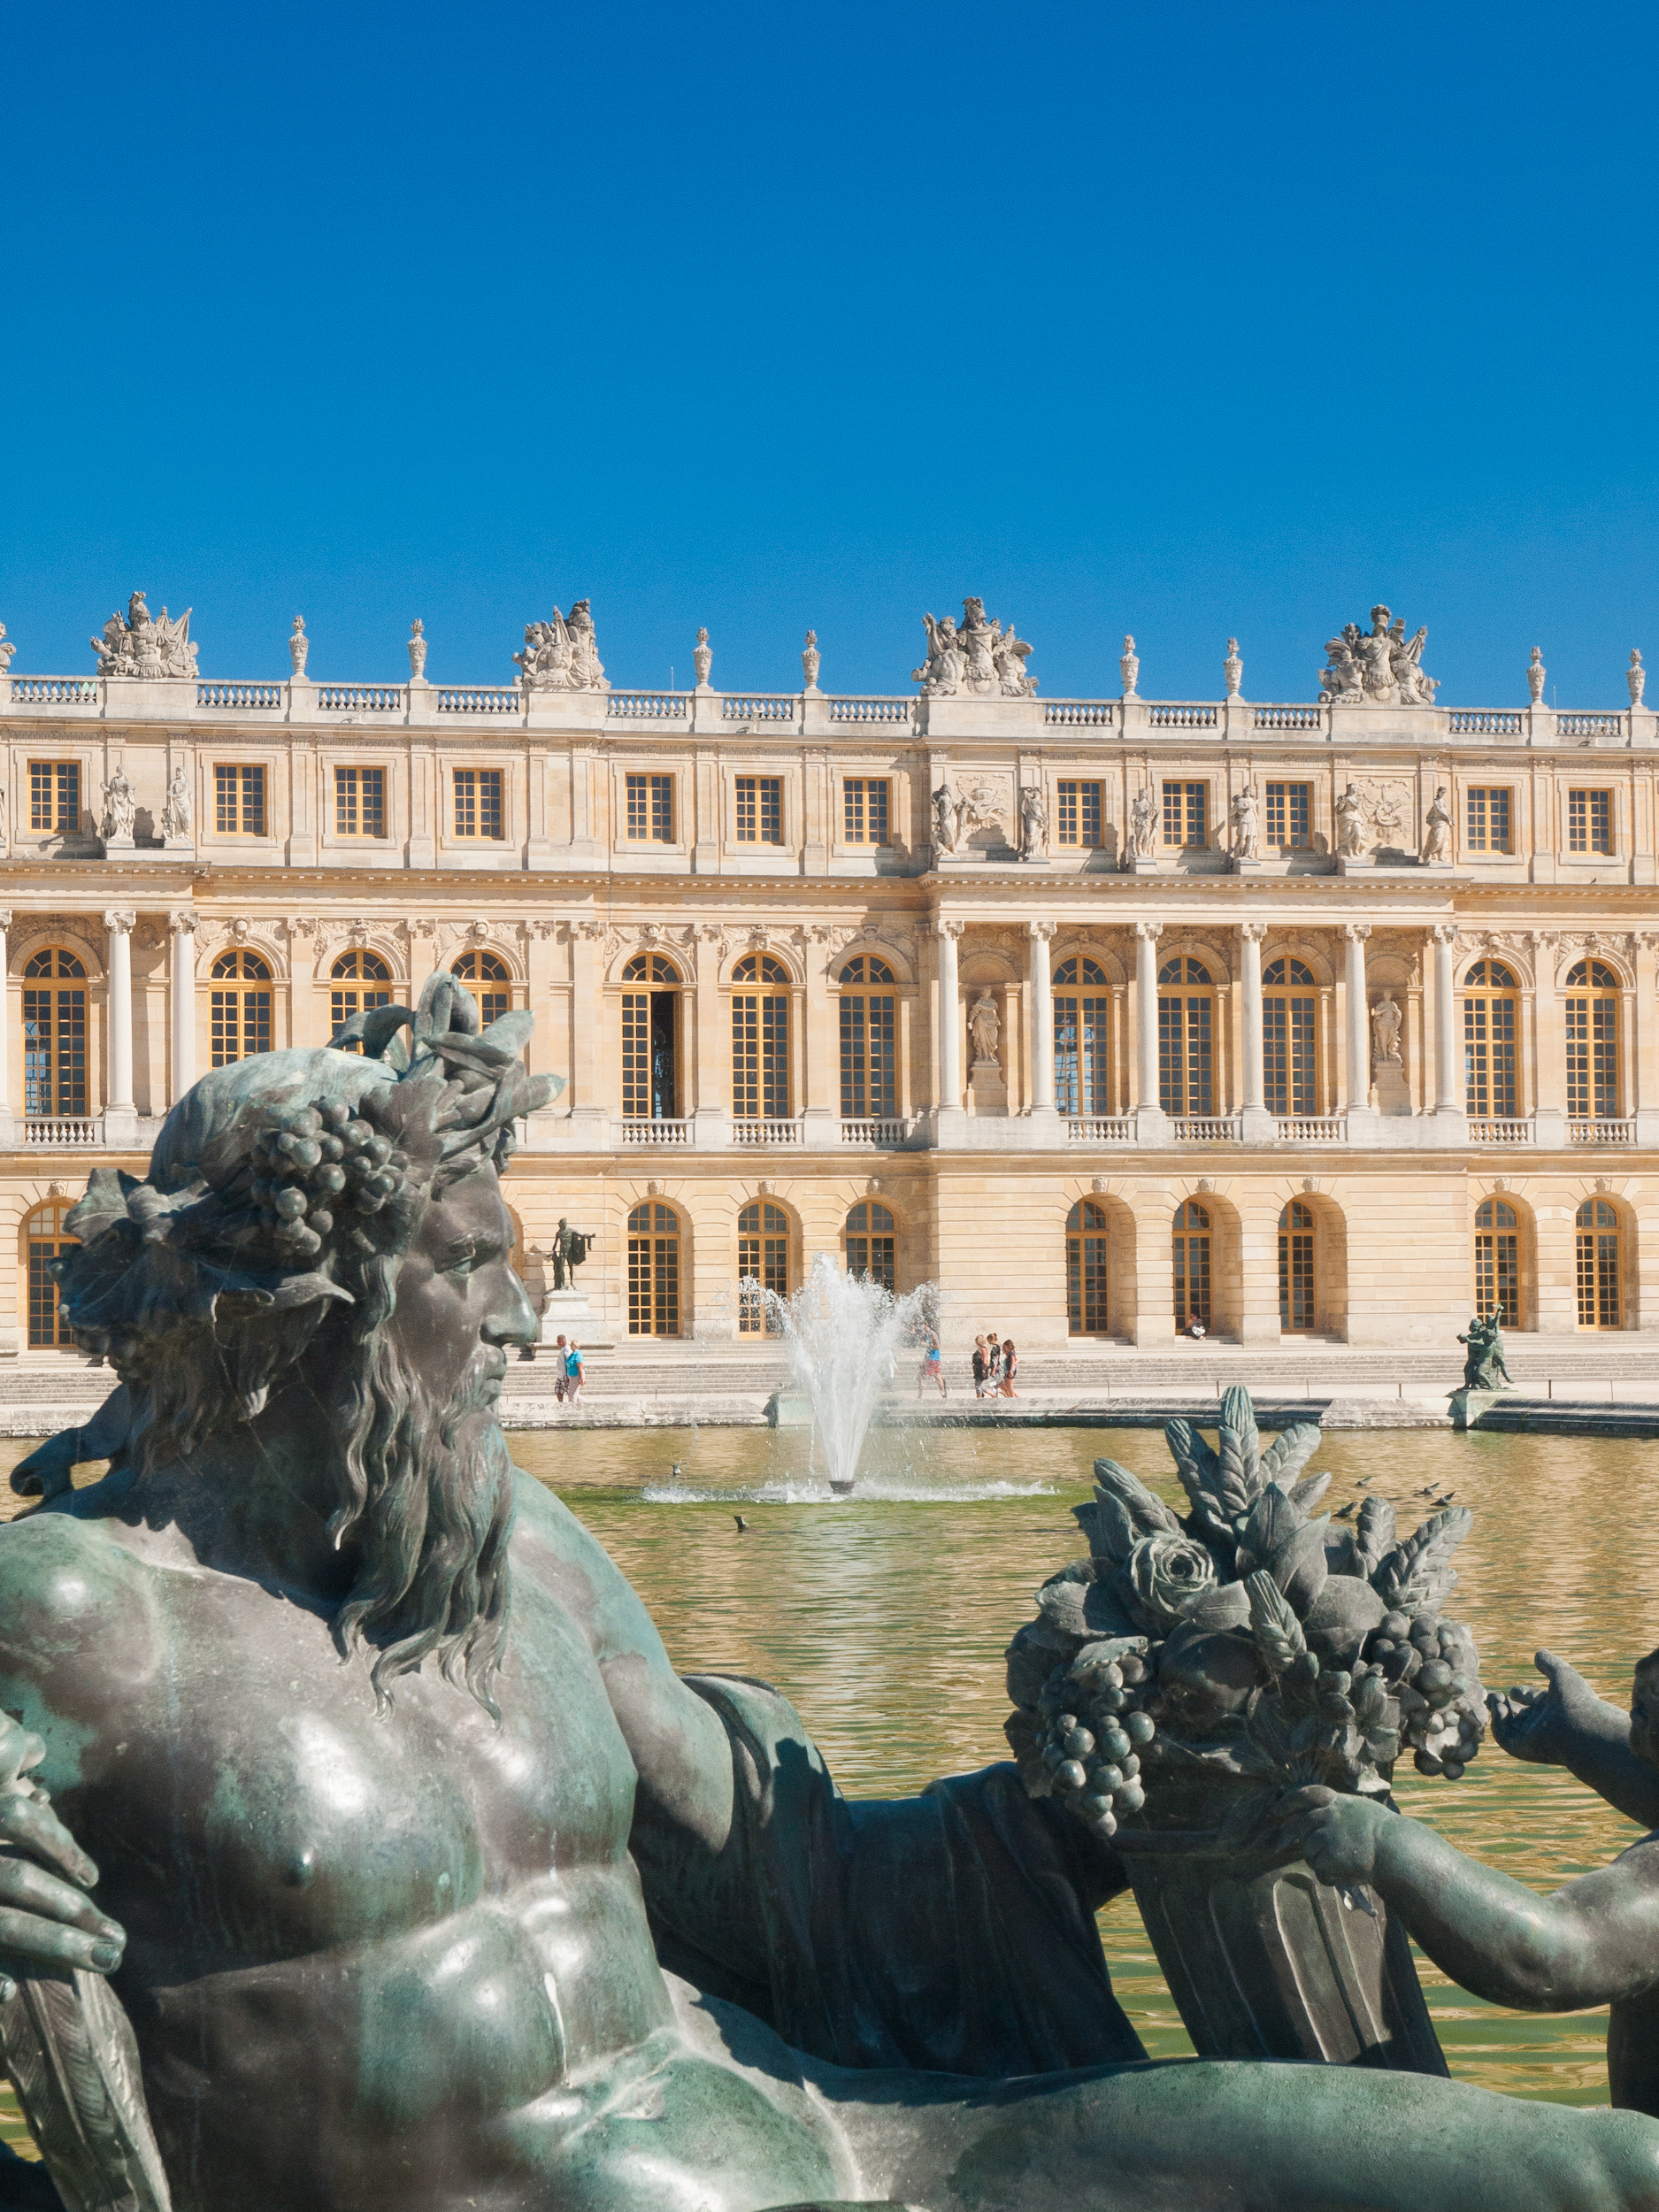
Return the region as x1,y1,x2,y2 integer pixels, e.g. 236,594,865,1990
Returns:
1488,1649,1659,1829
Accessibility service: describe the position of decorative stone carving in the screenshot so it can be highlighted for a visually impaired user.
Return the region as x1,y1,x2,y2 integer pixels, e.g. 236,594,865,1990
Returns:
968,990,1001,1064
931,782,961,854
91,591,198,680
0,622,14,674
801,630,820,690
513,600,609,692
693,627,712,687
913,599,1036,696
290,615,309,674
1527,646,1545,703
1335,783,1366,857
1370,995,1403,1063
1119,635,1140,699
408,619,428,680
1222,637,1243,697
1018,783,1048,860
100,764,136,844
160,764,191,842
1126,786,1158,862
957,780,1007,841
1228,786,1259,861
1320,604,1436,706
1420,785,1453,864
1630,649,1646,706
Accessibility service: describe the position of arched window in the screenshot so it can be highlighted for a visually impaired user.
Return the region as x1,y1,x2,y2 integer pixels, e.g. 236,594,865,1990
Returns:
1473,1196,1520,1325
210,950,272,1068
731,956,790,1120
22,949,88,1120
737,1199,789,1333
1065,1198,1110,1335
627,1200,680,1336
1463,960,1518,1120
451,949,511,1028
844,1201,895,1293
838,957,895,1120
1054,956,1110,1116
330,949,393,1046
1575,1197,1621,1329
1263,957,1317,1118
1279,1200,1316,1333
621,954,681,1121
1172,1199,1211,1331
22,1200,78,1349
1157,957,1212,1117
1564,961,1620,1121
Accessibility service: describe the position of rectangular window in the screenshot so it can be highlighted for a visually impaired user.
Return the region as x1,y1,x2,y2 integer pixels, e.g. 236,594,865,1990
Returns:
334,765,385,839
1564,995,1619,1118
452,767,503,841
840,990,896,1118
210,985,272,1069
1263,993,1317,1116
29,762,81,835
1279,1225,1316,1331
1172,1225,1211,1331
1056,780,1103,848
1264,781,1310,849
1162,781,1207,849
626,772,674,841
732,991,790,1118
214,764,266,836
1464,992,1517,1119
842,779,890,845
1568,788,1612,854
1066,1221,1110,1334
1466,787,1512,854
1158,991,1212,1115
1474,1231,1520,1327
22,987,87,1118
1054,995,1110,1115
737,1229,788,1335
735,775,784,845
27,1235,71,1348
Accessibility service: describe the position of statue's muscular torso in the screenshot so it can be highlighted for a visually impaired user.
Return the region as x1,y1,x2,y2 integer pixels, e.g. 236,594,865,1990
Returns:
0,1472,842,2212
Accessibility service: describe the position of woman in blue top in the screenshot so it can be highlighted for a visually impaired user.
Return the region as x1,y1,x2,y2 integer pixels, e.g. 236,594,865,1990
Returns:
563,1336,585,1408
917,1329,947,1400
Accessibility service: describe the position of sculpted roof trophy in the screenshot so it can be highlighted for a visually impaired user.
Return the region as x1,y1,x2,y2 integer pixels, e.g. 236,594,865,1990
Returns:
913,597,1037,696
1319,604,1437,707
513,597,609,692
90,591,199,680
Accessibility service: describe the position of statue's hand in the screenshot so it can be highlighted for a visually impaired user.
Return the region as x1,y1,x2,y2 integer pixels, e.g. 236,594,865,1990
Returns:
0,1716,125,1997
1271,1786,1391,1886
10,1432,78,1502
1486,1649,1597,1768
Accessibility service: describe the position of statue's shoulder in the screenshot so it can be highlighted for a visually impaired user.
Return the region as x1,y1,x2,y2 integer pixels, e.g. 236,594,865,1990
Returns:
0,1503,152,1652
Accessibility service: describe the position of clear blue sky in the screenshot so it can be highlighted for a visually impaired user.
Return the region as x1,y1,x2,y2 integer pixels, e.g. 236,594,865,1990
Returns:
3,2,1655,705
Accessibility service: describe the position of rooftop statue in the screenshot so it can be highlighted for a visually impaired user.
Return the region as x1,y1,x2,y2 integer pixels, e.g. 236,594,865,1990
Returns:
1321,604,1437,707
514,598,609,692
914,598,1036,696
2,1042,1656,2212
90,593,198,681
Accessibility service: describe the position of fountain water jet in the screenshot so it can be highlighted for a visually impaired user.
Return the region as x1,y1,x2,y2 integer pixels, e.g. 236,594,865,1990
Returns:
752,1252,939,1491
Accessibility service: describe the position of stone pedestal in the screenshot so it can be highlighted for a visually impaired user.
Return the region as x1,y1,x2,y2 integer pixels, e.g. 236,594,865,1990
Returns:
538,1288,612,1351
1121,856,1162,876
1371,1057,1412,1116
968,1056,1008,1117
1449,1386,1516,1432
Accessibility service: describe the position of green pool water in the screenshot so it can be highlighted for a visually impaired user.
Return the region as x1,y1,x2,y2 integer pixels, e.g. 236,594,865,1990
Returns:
0,1417,1654,2164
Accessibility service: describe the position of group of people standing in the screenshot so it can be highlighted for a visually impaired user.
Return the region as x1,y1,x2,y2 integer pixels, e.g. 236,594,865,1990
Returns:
548,1333,585,1407
915,1330,1020,1400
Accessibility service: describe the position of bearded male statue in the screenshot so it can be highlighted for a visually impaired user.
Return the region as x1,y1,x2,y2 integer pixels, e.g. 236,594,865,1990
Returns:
0,977,1656,2212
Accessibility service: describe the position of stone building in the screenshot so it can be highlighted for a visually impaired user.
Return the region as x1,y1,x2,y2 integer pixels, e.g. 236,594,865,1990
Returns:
0,594,1654,1360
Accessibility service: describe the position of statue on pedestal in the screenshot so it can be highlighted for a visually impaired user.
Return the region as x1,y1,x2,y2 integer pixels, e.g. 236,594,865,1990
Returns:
1421,785,1454,864
1370,992,1403,1064
931,780,961,855
1335,782,1366,856
100,764,135,843
1228,785,1259,861
550,1214,593,1290
408,619,428,680
91,593,198,680
1018,782,1048,860
1127,786,1158,862
515,600,609,692
1528,646,1546,703
290,614,310,674
160,765,191,844
968,990,1002,1064
801,629,820,690
1458,1311,1514,1391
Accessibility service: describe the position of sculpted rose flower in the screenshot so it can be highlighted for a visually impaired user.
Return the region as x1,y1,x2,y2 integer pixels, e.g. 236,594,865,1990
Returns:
1125,1532,1217,1630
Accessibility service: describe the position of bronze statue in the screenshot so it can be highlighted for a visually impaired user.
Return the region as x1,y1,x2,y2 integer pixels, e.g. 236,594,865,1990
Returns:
0,988,1655,2212
550,1214,593,1291
1459,1311,1515,1391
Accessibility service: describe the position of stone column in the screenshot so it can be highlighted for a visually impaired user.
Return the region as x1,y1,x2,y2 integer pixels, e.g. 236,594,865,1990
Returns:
802,926,836,1143
691,925,728,1148
1432,923,1464,1128
168,910,196,1104
0,910,12,1141
1342,922,1378,1142
1133,921,1166,1137
1239,921,1273,1142
1027,921,1058,1134
932,919,965,1140
1530,930,1564,1144
104,908,137,1140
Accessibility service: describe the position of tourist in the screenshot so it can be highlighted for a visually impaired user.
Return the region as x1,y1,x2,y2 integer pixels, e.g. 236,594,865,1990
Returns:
564,1336,585,1408
984,1332,1002,1389
551,1333,568,1402
999,1338,1020,1399
918,1328,947,1398
1187,1312,1207,1340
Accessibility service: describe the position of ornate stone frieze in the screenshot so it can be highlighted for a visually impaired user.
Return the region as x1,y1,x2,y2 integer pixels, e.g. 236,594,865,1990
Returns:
1320,605,1436,706
91,592,198,680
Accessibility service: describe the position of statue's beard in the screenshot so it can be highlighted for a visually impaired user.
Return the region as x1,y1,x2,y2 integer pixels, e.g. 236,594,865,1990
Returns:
330,1337,516,1715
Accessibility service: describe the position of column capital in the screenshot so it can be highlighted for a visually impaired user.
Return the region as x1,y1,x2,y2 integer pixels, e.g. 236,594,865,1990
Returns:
930,918,964,941
167,908,198,934
1342,921,1372,943
1133,919,1163,943
102,908,136,935
1240,920,1269,944
1432,922,1459,947
1027,919,1056,941
0,910,12,932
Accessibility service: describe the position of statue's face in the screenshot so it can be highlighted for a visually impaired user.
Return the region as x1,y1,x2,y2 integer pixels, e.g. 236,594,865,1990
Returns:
387,1165,536,1412
1631,1655,1659,1770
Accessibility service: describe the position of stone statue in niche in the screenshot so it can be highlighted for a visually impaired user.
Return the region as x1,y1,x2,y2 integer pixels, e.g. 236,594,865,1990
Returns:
160,766,191,843
1335,782,1366,857
0,1011,1653,2210
1370,992,1403,1063
1127,786,1158,861
968,989,1002,1064
1421,785,1454,864
1457,1311,1514,1392
1018,782,1048,860
913,599,1036,696
549,1214,594,1290
931,780,961,854
1321,604,1436,706
514,599,609,691
1228,786,1259,861
100,764,136,843
90,592,198,680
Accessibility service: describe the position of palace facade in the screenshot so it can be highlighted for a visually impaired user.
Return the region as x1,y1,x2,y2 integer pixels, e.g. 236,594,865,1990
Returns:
0,598,1655,1357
